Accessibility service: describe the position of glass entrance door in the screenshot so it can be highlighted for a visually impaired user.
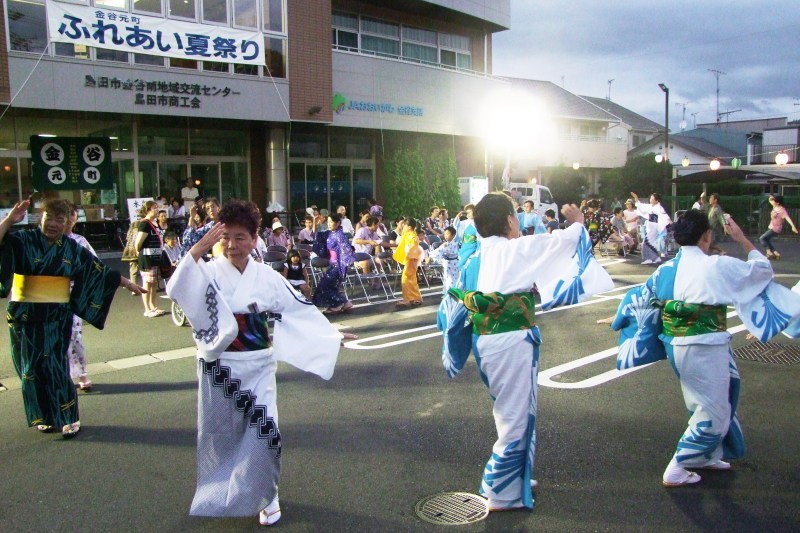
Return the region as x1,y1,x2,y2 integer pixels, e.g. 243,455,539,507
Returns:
159,163,187,202
191,163,220,199
306,164,328,212
329,165,351,216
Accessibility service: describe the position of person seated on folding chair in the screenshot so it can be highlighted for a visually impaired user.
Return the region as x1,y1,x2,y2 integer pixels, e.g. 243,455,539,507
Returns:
282,249,312,300
426,226,459,293
353,216,382,276
297,215,315,244
606,208,635,256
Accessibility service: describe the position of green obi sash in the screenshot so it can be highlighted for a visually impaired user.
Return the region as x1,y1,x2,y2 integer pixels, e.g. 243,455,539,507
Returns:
651,299,727,337
448,288,536,335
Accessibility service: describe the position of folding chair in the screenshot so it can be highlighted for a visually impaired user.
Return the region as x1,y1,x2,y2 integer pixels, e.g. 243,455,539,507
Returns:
262,250,286,272
267,245,288,254
309,256,330,287
349,252,392,302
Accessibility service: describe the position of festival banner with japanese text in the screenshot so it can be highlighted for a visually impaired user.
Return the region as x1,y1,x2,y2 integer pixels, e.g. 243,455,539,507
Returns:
30,136,113,191
47,1,264,66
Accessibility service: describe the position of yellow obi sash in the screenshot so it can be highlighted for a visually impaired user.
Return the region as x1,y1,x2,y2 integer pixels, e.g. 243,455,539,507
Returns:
11,274,70,303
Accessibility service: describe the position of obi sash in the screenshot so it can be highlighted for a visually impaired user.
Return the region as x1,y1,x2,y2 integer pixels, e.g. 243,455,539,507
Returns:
448,288,536,335
10,274,70,303
225,312,271,352
652,299,727,337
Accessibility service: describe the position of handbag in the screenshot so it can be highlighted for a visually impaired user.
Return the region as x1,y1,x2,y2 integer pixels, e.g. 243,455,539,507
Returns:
159,249,175,279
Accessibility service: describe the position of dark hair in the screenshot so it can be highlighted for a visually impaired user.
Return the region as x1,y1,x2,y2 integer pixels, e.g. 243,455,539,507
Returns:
474,192,515,238
613,207,623,215
217,199,259,237
709,193,720,203
673,209,710,246
287,249,301,262
394,216,406,225
545,209,556,218
406,217,418,232
360,210,370,217
587,199,600,209
430,206,439,215
365,216,378,226
651,193,661,203
164,230,177,240
158,209,167,216
304,215,314,223
42,199,72,219
329,213,342,224
204,196,220,208
444,226,456,237
771,194,784,205
523,200,534,207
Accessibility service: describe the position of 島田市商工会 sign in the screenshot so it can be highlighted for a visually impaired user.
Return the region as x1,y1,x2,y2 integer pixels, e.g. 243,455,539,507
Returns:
30,136,113,191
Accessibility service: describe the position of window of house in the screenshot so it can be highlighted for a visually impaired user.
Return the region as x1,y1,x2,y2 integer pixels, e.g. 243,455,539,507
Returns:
96,48,129,63
402,26,437,64
439,32,471,70
202,0,227,24
203,60,230,72
133,0,162,15
55,43,90,60
263,0,284,32
332,13,359,51
633,135,643,147
233,0,257,28
263,36,286,78
360,17,399,58
168,0,196,19
7,0,48,53
95,0,127,9
135,53,166,66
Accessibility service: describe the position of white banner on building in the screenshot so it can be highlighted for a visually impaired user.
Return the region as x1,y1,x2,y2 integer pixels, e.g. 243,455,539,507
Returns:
47,1,265,66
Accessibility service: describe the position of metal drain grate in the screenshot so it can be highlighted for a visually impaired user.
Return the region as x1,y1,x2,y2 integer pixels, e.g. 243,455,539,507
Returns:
734,341,800,365
415,492,489,525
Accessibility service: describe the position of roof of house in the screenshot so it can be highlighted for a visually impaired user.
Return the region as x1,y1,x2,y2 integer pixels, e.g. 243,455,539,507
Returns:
503,78,619,122
580,96,663,132
629,133,739,160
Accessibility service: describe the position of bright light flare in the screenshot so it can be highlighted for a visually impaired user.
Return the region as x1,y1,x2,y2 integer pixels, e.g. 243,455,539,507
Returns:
476,88,556,157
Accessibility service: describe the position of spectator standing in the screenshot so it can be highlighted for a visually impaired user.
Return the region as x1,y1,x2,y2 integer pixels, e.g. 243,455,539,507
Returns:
452,204,475,243
691,191,707,211
544,209,559,233
135,200,167,317
394,217,423,306
707,193,730,255
759,193,798,260
181,178,199,211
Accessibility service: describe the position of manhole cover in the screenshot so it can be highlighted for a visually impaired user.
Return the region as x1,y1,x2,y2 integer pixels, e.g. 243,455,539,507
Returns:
415,492,489,525
734,341,800,365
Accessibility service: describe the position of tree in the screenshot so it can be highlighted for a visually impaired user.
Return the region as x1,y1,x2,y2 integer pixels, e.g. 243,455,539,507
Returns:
382,145,460,222
542,166,590,206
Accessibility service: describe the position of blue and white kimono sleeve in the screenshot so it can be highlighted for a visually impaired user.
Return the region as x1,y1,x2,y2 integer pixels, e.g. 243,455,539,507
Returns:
612,284,666,370
737,279,800,342
437,248,481,379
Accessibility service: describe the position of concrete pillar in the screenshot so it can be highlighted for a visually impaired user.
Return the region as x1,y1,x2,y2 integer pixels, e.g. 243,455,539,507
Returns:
267,126,288,211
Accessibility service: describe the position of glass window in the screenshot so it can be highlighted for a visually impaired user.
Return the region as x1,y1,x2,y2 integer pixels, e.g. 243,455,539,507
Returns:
361,17,399,38
54,43,90,60
0,159,21,208
133,0,162,15
440,49,456,68
439,32,470,51
16,117,78,150
134,53,166,66
333,29,358,51
402,26,436,45
168,0,195,19
7,0,47,53
169,58,198,69
203,61,229,72
96,48,129,63
264,37,286,78
19,158,34,204
80,118,134,152
0,118,16,151
234,64,259,76
220,162,249,201
402,42,436,64
330,135,372,159
95,0,127,9
190,127,247,156
290,133,327,158
361,35,399,58
456,53,471,70
262,0,283,32
202,0,227,23
288,162,306,214
233,0,257,27
332,11,358,30
138,125,188,155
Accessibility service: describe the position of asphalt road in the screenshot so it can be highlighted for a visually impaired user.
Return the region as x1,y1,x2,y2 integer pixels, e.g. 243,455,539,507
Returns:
1,239,799,532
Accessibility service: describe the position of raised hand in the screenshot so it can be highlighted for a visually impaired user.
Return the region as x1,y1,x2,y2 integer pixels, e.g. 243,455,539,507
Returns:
189,222,225,262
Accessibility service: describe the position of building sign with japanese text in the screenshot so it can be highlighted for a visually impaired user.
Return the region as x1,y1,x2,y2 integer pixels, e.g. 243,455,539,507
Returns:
31,136,113,191
47,1,264,66
84,74,240,109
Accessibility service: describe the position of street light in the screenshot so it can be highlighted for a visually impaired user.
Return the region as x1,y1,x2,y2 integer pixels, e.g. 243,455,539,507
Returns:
658,83,669,193
776,152,789,166
710,159,721,171
682,156,690,167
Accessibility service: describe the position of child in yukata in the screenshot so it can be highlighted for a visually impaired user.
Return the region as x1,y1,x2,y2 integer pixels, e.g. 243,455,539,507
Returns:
427,226,460,293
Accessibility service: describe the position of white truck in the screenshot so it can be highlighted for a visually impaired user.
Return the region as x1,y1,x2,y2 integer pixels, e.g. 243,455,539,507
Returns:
458,176,489,207
508,182,558,220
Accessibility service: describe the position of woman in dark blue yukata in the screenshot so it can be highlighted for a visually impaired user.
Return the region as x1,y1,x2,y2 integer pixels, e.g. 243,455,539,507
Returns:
312,213,355,314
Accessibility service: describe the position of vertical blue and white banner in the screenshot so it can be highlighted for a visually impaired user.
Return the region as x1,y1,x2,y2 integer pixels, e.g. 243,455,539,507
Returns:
47,1,265,66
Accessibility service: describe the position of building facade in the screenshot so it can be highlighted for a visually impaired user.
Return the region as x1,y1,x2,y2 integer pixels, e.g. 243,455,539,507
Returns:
1,0,510,222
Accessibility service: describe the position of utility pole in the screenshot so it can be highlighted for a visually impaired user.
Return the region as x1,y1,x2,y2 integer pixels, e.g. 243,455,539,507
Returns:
691,112,699,129
708,68,726,125
607,79,614,100
675,102,687,130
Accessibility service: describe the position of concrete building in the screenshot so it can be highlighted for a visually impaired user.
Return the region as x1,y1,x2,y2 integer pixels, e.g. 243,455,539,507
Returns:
0,0,510,223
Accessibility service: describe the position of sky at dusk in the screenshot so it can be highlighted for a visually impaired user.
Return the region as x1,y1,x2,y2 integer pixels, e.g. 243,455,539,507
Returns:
492,0,800,132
